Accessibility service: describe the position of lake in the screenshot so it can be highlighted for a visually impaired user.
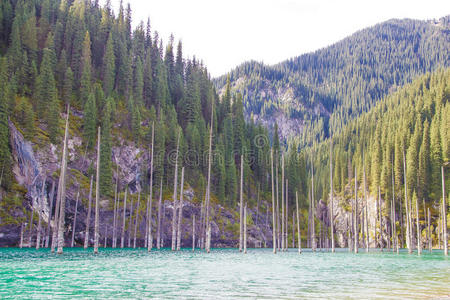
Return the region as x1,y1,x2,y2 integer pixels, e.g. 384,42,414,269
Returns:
0,248,449,299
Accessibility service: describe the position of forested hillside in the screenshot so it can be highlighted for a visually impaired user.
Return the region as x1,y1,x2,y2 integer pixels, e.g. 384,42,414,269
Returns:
0,0,277,247
215,17,450,146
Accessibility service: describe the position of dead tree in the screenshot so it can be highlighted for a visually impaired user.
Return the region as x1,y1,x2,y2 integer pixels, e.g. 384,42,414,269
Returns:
84,175,94,249
296,191,301,254
271,149,276,254
156,178,163,249
45,181,55,248
403,150,412,253
442,166,447,256
281,154,285,251
415,191,421,255
244,202,247,254
112,164,119,248
171,130,181,251
311,151,316,252
330,140,335,252
120,187,128,248
146,122,155,251
205,103,214,253
354,167,358,253
56,106,70,254
363,155,369,252
20,223,24,248
239,155,244,252
36,178,46,249
133,191,141,249
128,192,134,248
71,188,80,247
94,127,101,254
192,214,196,252
427,207,431,252
176,167,185,250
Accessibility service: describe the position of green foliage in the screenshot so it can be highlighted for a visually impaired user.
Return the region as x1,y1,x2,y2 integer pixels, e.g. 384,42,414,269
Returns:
83,92,97,149
14,97,35,140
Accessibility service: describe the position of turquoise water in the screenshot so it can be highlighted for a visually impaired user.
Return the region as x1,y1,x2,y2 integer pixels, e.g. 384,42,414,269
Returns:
0,248,449,299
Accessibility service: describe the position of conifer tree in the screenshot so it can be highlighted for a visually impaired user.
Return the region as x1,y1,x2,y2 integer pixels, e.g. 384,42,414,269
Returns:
80,31,92,105
103,32,115,97
62,67,73,105
83,92,97,149
100,98,113,195
0,57,12,189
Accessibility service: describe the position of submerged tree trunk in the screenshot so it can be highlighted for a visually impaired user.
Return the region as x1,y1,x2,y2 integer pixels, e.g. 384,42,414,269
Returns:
84,175,94,249
176,167,185,251
281,154,285,251
36,179,46,250
146,122,154,251
244,202,247,254
133,191,141,249
156,178,163,249
292,210,295,249
311,156,316,252
112,164,119,248
171,130,181,251
427,207,431,252
403,150,412,254
192,214,196,252
296,191,301,254
71,189,80,247
20,223,24,248
45,181,55,248
120,187,128,248
330,140,335,253
205,104,214,254
57,106,70,255
271,149,276,254
93,127,101,254
442,166,447,256
285,179,289,251
128,192,134,248
276,159,280,251
378,186,383,251
239,155,244,252
415,192,421,255
363,156,369,253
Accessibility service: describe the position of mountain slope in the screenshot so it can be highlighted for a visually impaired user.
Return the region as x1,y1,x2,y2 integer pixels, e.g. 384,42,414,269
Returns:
215,16,450,145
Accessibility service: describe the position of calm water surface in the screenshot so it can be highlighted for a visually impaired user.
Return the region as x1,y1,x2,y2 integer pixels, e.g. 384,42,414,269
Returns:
0,248,449,299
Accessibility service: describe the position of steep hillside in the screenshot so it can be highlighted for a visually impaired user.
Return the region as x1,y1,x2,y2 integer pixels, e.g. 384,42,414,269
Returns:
215,16,450,145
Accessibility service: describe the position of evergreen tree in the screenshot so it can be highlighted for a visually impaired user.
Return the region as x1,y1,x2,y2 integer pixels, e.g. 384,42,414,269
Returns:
99,97,113,195
418,120,430,201
0,57,12,189
103,32,115,97
62,67,73,105
80,31,92,105
83,92,97,149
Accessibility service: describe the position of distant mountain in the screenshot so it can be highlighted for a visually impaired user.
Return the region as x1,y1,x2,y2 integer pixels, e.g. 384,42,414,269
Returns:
214,16,450,145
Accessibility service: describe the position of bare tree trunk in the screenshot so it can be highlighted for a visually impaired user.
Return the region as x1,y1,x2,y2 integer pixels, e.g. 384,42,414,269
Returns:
285,178,289,251
45,181,55,248
71,189,80,247
146,122,154,251
270,149,276,254
20,223,24,248
104,225,107,248
400,193,404,249
51,176,62,253
392,164,397,253
112,164,119,248
276,159,280,251
205,104,213,254
133,191,141,249
156,178,163,249
292,210,295,249
281,154,285,251
256,184,259,226
427,207,431,252
330,140,335,252
244,202,247,254
239,155,244,252
93,127,101,254
171,130,181,251
176,167,185,251
363,155,369,252
128,193,134,248
36,179,46,250
192,214,196,252
354,167,359,254
403,150,412,253
84,175,94,249
57,107,70,254
442,166,447,256
296,191,301,253
121,187,128,248
415,192,421,255
311,154,316,252
378,186,383,251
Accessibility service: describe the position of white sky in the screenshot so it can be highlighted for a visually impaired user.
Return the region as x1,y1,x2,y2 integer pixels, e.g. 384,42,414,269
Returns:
108,0,450,77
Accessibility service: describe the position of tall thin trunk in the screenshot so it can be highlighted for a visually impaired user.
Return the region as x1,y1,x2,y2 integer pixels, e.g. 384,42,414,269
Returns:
311,153,316,252
71,189,80,247
93,127,101,254
104,225,107,248
120,187,128,248
84,175,94,249
36,179,46,249
156,178,163,249
276,159,280,251
243,202,247,254
112,164,119,248
133,191,141,249
285,179,289,251
28,210,34,247
427,207,431,252
56,106,70,254
415,192,421,255
363,156,369,252
256,184,259,226
199,196,204,249
239,155,244,252
330,140,335,252
379,186,383,251
292,210,295,249
281,154,285,251
400,193,404,249
392,163,398,253
270,149,276,254
192,214,196,252
176,167,185,250
51,176,62,252
146,122,154,251
353,166,359,253
205,103,213,253
45,181,55,248
20,223,24,248
128,193,134,248
403,150,412,253
296,191,301,253
171,130,181,251
442,166,447,256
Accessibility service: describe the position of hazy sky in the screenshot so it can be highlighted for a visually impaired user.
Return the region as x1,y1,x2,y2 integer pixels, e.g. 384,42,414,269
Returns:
108,0,449,77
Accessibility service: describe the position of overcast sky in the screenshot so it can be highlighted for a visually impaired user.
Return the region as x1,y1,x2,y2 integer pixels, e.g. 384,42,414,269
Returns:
108,0,449,77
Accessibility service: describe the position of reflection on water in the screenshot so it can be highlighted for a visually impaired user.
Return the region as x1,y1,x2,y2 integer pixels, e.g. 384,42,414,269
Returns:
0,248,449,299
